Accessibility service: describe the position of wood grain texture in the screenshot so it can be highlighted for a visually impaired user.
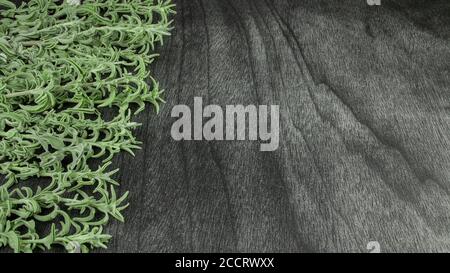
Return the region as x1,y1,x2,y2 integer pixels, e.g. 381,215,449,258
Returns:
101,0,450,253
5,0,450,253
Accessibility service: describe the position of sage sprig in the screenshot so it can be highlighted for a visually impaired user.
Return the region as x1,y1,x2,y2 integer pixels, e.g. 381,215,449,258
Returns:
0,0,174,253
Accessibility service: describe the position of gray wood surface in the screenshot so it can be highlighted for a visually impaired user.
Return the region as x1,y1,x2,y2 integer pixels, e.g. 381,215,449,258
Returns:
6,0,450,253
103,0,450,253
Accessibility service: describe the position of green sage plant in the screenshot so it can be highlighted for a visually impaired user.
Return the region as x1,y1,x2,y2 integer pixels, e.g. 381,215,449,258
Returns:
0,0,174,253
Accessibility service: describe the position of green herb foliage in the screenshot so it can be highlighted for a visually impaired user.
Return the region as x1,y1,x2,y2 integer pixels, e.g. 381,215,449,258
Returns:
0,0,174,252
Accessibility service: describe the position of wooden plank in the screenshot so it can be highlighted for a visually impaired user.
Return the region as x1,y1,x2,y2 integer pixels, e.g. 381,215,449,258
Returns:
3,0,450,253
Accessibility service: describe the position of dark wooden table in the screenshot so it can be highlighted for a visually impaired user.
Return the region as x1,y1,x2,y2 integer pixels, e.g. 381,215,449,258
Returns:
7,0,450,253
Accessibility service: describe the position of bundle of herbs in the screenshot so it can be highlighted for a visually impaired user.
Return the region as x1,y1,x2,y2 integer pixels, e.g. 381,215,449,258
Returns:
0,0,174,252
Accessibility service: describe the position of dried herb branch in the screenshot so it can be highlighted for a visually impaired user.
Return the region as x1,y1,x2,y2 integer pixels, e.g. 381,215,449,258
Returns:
0,0,174,253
